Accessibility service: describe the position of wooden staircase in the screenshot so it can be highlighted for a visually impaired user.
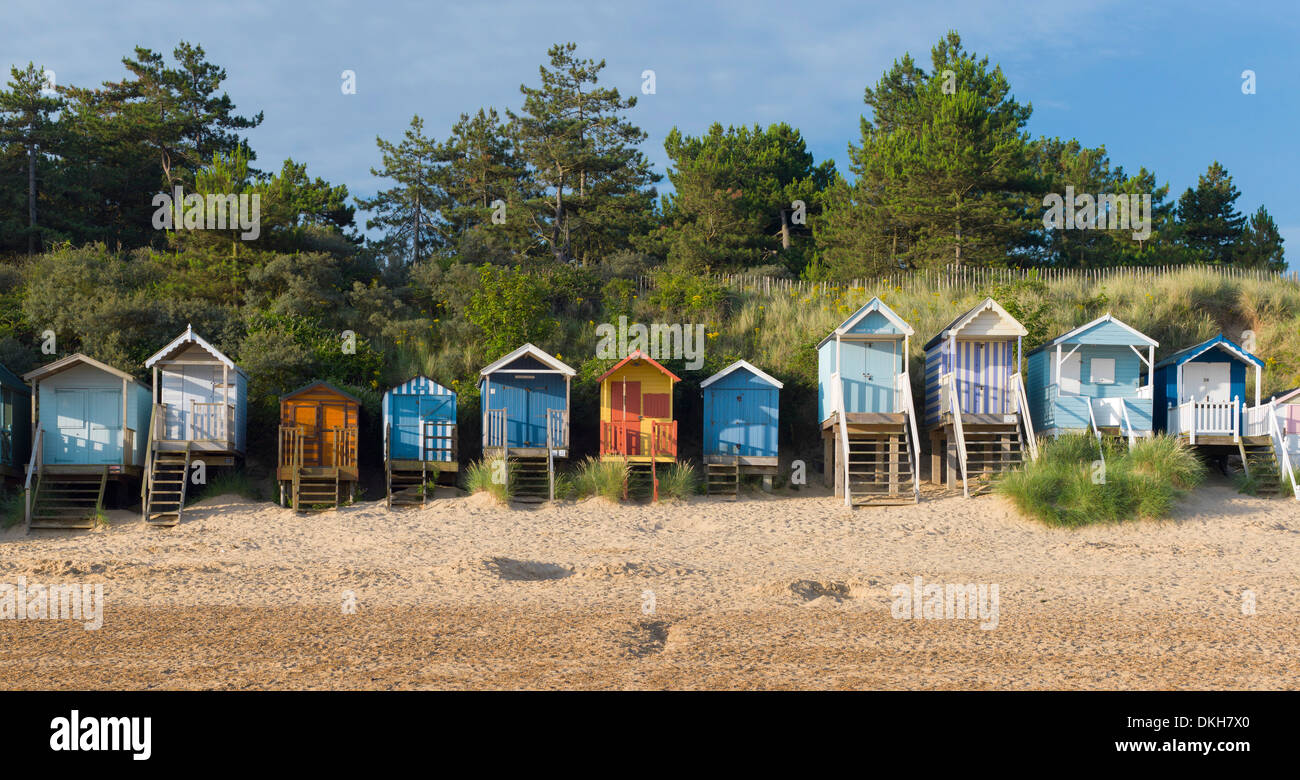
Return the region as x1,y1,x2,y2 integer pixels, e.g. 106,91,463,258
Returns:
957,422,1024,496
294,470,341,511
624,462,654,501
510,456,551,504
387,465,433,508
705,458,740,498
30,468,108,530
1241,434,1282,497
843,425,918,506
144,447,191,526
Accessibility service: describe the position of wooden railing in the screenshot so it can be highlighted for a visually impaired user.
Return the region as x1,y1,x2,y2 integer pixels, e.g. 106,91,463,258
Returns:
422,421,456,462
1009,372,1038,462
547,408,568,452
325,427,357,469
829,371,851,507
943,372,970,498
601,420,677,457
123,428,135,466
1264,403,1300,500
483,408,506,449
23,426,43,532
896,372,921,499
189,401,234,443
278,425,303,469
1173,397,1240,444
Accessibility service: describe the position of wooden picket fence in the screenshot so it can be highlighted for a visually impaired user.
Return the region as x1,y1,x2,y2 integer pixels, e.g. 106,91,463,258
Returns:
633,264,1300,297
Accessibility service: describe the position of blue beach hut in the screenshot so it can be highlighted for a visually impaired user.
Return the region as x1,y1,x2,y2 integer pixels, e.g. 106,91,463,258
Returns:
700,359,782,496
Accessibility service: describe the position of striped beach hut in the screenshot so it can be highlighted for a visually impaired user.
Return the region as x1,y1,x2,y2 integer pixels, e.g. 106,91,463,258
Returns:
382,375,457,507
700,360,782,497
923,298,1038,496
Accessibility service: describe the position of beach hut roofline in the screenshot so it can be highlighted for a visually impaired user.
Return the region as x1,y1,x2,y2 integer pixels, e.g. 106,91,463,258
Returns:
1026,313,1158,355
922,297,1028,350
595,350,682,383
145,324,247,377
280,380,362,403
479,343,576,377
1152,334,1263,370
700,359,784,389
386,374,455,395
1270,386,1300,404
22,352,148,389
816,297,914,348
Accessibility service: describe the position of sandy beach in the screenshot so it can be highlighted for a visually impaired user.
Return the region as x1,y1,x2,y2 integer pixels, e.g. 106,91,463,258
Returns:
1,478,1298,690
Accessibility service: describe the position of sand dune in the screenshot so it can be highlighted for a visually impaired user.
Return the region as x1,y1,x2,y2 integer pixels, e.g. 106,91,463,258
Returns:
1,479,1297,689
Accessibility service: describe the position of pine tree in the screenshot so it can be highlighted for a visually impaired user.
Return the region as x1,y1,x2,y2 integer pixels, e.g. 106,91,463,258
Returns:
660,122,834,273
1176,161,1246,264
1235,206,1285,271
0,63,63,254
356,115,447,266
508,42,659,265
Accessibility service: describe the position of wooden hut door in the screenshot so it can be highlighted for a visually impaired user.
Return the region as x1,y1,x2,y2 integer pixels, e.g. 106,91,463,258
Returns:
289,403,320,466
319,403,348,466
612,380,642,455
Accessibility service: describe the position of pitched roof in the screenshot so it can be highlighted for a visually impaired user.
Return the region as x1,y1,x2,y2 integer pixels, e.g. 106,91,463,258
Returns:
479,343,576,377
0,362,29,394
923,297,1027,350
145,324,247,377
385,374,455,397
700,359,783,389
1153,334,1264,370
816,297,913,348
279,380,362,404
22,353,148,389
595,350,683,384
1026,313,1158,355
1270,386,1300,404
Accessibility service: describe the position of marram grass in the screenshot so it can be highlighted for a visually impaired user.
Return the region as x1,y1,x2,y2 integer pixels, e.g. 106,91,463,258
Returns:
997,433,1205,527
657,460,700,500
464,457,513,504
572,457,628,501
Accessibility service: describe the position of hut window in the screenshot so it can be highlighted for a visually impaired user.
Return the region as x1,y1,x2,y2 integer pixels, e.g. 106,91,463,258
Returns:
643,393,671,418
1090,358,1115,385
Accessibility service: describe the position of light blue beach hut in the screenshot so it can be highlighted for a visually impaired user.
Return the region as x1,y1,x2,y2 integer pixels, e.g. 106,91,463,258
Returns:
817,297,920,505
1025,314,1157,447
701,359,782,496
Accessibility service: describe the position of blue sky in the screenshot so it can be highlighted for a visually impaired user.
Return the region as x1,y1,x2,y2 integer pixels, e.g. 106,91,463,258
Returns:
6,0,1297,269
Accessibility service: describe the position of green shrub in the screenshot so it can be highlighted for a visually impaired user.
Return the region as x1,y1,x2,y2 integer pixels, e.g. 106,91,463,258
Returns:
997,433,1205,527
464,457,512,504
0,490,24,529
190,470,263,504
572,457,627,501
658,460,700,500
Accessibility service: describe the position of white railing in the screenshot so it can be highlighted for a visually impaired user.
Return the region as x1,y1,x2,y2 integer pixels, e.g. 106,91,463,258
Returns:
1268,403,1300,499
23,426,42,532
1174,397,1241,444
832,372,851,507
944,373,970,498
896,372,921,499
1086,401,1105,466
938,371,953,416
1009,372,1038,462
1244,403,1274,438
828,371,843,419
1119,400,1137,449
547,408,568,452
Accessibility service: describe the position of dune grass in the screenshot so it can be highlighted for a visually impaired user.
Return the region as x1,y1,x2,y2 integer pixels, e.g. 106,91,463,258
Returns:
464,457,512,504
997,433,1206,527
572,457,627,501
0,490,24,529
188,470,263,504
657,460,700,500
